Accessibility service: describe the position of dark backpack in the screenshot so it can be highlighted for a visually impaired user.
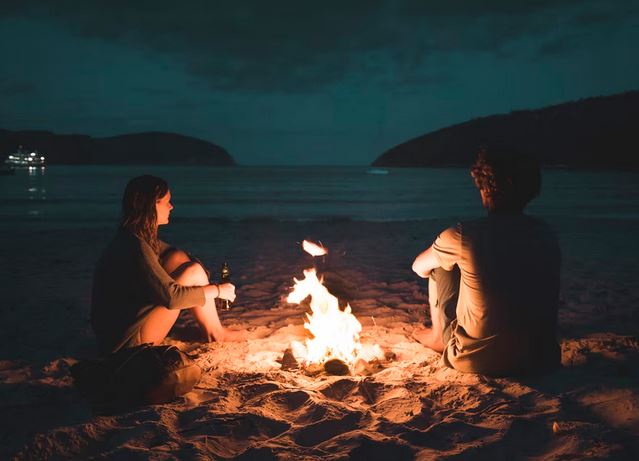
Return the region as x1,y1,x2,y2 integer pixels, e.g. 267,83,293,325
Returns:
71,344,201,414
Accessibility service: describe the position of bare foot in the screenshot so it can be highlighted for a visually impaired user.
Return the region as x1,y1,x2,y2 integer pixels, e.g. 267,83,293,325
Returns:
208,328,248,343
412,326,445,353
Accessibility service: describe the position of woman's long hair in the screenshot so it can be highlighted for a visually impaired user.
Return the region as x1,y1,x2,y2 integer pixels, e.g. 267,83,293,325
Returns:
120,175,169,254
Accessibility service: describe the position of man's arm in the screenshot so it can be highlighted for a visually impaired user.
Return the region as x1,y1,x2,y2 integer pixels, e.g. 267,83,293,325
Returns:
412,245,440,279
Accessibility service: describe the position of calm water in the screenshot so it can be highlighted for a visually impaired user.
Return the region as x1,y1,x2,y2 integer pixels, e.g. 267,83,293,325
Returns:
0,166,638,229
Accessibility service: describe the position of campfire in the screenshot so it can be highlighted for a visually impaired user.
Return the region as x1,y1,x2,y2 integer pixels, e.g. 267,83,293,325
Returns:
283,240,384,375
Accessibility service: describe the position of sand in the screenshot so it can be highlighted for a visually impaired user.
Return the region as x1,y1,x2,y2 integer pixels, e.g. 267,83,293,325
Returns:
1,218,638,460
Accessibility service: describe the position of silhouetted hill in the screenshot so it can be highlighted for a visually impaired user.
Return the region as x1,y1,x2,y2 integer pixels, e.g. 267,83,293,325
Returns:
0,130,235,165
373,91,639,169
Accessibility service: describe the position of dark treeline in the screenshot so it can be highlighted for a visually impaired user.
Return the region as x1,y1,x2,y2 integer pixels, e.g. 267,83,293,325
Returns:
374,91,639,169
0,130,235,165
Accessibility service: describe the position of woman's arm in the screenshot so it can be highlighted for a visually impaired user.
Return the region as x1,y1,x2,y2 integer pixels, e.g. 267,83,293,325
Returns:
203,283,236,303
136,239,206,309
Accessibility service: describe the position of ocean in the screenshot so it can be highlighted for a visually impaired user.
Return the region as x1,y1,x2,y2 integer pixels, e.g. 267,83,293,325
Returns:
1,166,638,229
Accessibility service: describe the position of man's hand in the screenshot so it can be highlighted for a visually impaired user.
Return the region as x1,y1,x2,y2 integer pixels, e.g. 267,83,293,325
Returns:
412,246,439,278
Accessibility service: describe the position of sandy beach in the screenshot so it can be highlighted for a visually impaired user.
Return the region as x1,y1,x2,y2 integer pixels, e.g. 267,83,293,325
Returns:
1,217,638,460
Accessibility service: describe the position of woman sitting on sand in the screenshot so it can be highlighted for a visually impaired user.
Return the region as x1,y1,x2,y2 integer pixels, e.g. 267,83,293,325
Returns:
91,175,245,354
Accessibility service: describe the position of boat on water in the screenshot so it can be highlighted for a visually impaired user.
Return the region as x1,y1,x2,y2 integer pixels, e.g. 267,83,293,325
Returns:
366,168,389,175
4,146,46,170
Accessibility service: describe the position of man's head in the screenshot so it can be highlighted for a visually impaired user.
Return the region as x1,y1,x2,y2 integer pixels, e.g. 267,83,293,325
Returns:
470,146,541,213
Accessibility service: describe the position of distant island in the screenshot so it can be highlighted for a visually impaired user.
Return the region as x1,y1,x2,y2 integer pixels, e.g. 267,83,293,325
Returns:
0,130,235,166
373,91,639,169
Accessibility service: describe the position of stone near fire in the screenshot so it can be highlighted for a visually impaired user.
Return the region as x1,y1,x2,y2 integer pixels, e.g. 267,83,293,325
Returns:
279,348,299,370
324,358,350,375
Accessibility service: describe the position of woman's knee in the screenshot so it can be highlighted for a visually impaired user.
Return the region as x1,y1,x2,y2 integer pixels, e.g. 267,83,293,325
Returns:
162,248,191,274
175,261,209,286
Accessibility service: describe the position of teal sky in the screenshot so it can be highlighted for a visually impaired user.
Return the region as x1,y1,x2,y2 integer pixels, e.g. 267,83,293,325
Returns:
1,1,638,165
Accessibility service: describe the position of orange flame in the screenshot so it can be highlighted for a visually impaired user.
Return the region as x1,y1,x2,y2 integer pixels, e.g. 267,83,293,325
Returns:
287,268,362,365
287,241,382,367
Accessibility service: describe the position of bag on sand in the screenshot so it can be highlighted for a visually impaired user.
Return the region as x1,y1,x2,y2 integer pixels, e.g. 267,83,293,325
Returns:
71,344,201,413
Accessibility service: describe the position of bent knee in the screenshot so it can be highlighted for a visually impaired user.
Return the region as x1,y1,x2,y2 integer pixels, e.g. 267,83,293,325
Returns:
175,261,209,286
162,248,191,274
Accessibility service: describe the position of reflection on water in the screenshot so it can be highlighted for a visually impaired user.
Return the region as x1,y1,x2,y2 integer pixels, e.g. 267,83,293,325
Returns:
28,166,46,177
0,166,638,229
26,167,47,216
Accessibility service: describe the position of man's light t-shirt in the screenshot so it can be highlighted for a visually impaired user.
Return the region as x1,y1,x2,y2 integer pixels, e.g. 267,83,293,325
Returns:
431,214,561,375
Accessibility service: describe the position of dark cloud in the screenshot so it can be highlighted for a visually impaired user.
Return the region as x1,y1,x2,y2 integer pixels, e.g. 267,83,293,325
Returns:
536,1,638,56
134,87,176,96
571,2,639,27
165,99,207,111
1,0,637,92
537,34,583,56
387,72,452,89
0,81,38,96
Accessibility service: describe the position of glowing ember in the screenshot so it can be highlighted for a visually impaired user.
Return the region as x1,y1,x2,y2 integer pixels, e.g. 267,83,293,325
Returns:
287,240,382,368
302,239,327,256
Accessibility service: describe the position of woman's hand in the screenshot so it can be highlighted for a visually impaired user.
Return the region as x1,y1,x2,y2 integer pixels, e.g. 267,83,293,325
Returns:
217,283,236,302
204,283,236,303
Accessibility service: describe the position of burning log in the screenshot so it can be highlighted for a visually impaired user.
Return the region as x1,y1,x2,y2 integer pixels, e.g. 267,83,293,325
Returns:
278,349,395,376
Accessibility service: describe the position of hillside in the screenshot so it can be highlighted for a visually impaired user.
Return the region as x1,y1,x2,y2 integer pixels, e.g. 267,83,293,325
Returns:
0,130,235,165
373,91,639,168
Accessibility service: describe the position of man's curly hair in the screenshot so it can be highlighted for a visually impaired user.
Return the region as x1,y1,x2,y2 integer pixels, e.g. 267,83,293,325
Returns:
470,145,541,212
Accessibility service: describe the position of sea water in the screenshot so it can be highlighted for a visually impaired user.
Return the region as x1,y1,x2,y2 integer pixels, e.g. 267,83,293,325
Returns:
0,166,638,229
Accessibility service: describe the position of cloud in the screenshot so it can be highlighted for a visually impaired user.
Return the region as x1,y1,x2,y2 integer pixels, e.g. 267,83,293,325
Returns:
0,81,38,96
537,35,582,56
134,87,176,97
1,0,637,92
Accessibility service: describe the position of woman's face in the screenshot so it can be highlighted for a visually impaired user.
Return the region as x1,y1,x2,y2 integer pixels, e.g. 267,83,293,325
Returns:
156,190,173,226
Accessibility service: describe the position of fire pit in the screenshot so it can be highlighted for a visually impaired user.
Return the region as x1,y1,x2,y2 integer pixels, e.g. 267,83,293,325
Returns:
280,240,387,375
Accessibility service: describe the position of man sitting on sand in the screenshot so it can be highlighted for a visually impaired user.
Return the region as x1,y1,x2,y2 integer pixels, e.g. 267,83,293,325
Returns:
412,147,561,376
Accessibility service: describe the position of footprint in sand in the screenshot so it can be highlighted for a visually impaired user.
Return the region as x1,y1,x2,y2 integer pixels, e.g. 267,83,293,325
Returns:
371,388,423,424
400,418,499,450
238,382,281,401
293,412,363,447
319,378,359,400
179,413,289,440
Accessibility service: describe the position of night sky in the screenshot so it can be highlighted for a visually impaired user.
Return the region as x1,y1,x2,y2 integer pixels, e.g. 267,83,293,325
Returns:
1,1,638,165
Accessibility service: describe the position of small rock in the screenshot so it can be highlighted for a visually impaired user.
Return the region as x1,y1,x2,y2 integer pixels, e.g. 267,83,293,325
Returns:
303,363,323,376
279,348,299,370
324,358,350,375
354,359,372,375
